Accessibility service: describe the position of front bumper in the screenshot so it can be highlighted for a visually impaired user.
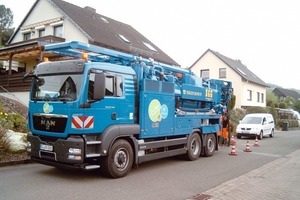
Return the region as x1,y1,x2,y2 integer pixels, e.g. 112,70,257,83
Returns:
27,134,85,165
236,131,259,137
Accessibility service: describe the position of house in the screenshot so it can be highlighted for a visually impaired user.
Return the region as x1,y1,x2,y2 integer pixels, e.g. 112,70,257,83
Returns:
273,87,300,101
0,0,179,105
189,49,267,109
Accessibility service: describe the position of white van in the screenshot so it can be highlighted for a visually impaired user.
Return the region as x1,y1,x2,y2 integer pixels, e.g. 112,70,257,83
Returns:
236,113,275,140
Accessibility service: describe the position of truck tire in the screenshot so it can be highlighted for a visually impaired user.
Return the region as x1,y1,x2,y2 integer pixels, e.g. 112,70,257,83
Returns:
203,134,216,157
101,139,133,178
185,133,201,161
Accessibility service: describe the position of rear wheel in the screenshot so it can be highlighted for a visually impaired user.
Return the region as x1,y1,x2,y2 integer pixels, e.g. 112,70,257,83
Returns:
101,139,133,178
185,133,202,161
203,134,216,157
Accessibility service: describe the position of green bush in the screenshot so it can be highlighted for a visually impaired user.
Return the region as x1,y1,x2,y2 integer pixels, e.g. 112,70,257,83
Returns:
0,111,28,133
277,119,299,128
245,107,268,114
228,108,246,136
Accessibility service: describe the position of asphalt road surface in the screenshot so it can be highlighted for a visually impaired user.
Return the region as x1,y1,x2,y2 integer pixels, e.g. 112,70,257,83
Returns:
1,129,299,200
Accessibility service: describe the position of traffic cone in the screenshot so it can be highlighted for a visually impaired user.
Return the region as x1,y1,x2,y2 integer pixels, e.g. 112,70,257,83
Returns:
230,135,236,146
243,141,252,152
229,145,237,156
253,136,260,147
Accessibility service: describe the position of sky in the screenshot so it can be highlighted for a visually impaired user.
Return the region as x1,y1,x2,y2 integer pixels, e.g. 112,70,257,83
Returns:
1,0,300,89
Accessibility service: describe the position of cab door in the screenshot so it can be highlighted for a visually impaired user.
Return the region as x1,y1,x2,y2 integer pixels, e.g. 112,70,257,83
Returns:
262,116,271,135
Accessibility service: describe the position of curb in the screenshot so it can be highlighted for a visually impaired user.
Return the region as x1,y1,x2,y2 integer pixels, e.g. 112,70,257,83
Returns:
0,159,32,167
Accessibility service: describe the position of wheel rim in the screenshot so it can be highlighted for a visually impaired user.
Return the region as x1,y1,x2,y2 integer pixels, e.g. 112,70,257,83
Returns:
114,148,129,171
207,137,214,152
191,138,200,155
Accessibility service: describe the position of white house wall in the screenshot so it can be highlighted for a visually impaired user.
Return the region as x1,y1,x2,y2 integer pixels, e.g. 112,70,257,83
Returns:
191,51,266,108
11,0,88,72
12,0,60,43
241,81,266,107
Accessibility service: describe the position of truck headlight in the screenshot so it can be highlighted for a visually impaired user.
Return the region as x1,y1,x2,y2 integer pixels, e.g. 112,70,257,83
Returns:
69,148,82,154
68,155,82,160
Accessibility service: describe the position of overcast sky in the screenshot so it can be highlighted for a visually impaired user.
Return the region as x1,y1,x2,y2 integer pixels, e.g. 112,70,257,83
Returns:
1,0,300,89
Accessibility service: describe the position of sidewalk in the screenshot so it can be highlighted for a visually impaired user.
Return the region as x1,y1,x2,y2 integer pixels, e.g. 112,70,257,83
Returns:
187,149,300,200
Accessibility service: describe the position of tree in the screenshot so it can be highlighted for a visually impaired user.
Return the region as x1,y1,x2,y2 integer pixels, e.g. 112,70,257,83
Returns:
0,5,14,46
278,102,287,109
293,99,300,112
266,89,278,107
228,94,236,110
283,96,296,109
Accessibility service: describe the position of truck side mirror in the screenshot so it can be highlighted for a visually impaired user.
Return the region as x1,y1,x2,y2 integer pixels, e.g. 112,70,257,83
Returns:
93,73,105,100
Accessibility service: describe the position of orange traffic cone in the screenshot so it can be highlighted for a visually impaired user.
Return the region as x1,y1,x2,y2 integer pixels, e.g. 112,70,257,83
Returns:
230,135,236,146
229,145,237,156
243,140,252,152
253,136,260,147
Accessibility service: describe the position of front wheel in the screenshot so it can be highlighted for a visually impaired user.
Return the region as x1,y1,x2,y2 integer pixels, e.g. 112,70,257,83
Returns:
203,134,216,157
269,129,274,138
185,133,202,161
258,131,263,140
101,139,133,178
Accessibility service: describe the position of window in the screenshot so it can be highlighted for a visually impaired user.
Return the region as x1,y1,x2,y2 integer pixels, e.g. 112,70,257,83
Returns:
39,29,45,37
23,32,31,41
142,41,157,51
257,92,260,102
100,17,109,23
247,90,252,101
201,69,209,79
105,75,123,97
117,34,130,43
116,75,123,97
261,93,264,103
54,25,63,37
219,68,226,78
105,76,114,96
236,67,246,76
88,73,123,100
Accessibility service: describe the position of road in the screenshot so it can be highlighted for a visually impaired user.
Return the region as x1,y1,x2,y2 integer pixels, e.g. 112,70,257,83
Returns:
0,130,299,200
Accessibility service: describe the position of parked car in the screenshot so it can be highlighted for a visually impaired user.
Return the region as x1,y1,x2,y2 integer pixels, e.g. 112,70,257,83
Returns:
236,113,275,140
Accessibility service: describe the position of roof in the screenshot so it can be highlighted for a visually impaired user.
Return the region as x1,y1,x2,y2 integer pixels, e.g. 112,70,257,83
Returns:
273,87,300,99
7,0,179,66
190,49,267,87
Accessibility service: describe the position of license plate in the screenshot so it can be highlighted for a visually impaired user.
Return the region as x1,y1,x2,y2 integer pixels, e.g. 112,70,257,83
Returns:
40,144,53,151
242,130,249,134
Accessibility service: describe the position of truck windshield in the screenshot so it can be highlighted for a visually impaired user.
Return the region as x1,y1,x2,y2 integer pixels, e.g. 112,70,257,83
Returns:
31,74,82,101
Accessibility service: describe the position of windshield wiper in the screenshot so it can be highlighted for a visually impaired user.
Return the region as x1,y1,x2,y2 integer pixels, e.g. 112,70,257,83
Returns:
58,95,75,102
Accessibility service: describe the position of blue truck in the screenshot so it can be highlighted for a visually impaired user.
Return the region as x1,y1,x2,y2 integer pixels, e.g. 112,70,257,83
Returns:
26,41,232,178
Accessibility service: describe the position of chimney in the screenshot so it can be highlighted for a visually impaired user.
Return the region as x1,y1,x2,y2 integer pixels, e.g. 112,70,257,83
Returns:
84,6,96,13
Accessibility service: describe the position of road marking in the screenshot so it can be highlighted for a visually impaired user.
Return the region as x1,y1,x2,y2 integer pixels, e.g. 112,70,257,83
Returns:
236,150,282,158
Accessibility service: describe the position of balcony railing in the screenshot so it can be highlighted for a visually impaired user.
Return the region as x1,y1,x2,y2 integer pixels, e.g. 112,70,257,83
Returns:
0,72,31,92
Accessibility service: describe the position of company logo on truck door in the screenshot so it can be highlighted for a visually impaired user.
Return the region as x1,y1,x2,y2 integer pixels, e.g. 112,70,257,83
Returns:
148,99,168,122
72,116,94,129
